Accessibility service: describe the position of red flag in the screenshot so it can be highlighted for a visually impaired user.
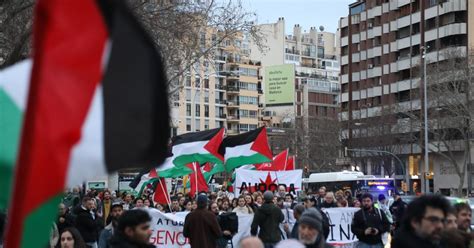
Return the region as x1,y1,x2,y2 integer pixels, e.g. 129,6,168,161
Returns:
285,155,295,170
153,177,170,205
255,162,273,170
256,149,288,171
272,149,289,171
187,162,209,198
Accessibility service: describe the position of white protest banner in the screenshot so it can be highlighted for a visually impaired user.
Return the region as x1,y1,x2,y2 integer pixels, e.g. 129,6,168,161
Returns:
322,207,359,247
234,169,303,197
147,209,190,247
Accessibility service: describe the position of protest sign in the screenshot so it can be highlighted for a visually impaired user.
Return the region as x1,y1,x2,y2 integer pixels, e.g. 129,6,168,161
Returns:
322,207,359,246
234,169,303,197
148,209,190,247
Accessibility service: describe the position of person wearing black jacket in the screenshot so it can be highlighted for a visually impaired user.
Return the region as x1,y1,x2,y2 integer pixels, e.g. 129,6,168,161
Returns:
318,192,337,209
389,192,407,231
108,209,154,248
391,195,451,248
75,197,100,248
351,193,390,248
251,191,284,247
57,203,75,235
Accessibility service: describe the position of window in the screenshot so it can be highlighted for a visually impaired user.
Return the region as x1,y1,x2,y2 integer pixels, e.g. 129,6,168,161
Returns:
195,119,201,132
204,105,209,117
239,96,258,105
239,82,258,90
186,118,191,131
239,68,258,77
239,110,257,118
185,76,191,87
195,104,200,116
186,89,191,101
195,77,201,87
350,3,365,15
239,124,249,132
204,78,209,89
204,120,209,130
186,104,191,116
204,91,209,103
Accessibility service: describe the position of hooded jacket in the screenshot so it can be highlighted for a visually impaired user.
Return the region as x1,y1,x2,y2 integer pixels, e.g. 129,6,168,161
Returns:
250,202,284,243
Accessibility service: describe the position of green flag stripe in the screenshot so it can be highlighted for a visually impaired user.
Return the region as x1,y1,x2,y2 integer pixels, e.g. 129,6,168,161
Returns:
0,88,23,210
173,153,223,168
225,154,270,172
22,194,63,248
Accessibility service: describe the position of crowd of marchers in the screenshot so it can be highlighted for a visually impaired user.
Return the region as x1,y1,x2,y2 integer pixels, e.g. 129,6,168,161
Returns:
0,185,472,248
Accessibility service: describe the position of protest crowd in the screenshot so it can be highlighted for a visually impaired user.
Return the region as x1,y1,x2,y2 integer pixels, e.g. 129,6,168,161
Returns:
1,184,473,248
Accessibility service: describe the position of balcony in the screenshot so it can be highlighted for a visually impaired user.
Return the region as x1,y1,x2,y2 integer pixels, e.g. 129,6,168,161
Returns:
227,114,240,121
214,55,226,62
215,99,227,105
285,48,300,55
226,86,240,93
217,113,227,119
215,84,226,90
227,100,240,107
227,129,239,135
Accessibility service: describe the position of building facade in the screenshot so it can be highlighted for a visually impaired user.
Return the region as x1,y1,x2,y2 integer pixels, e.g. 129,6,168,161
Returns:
339,0,474,194
175,30,263,135
250,18,341,171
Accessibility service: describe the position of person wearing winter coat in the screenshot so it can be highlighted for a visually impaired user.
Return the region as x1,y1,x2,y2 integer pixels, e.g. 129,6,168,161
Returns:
251,191,284,247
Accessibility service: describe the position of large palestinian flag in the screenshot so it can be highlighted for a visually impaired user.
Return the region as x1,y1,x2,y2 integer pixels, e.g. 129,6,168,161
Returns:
158,128,224,178
2,0,170,247
219,127,273,171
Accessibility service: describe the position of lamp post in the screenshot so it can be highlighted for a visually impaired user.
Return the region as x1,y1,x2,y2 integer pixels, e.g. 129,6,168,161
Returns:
422,46,430,193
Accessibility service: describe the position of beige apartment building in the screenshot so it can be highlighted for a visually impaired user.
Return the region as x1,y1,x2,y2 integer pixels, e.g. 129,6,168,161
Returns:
250,18,341,171
174,30,262,135
339,0,474,193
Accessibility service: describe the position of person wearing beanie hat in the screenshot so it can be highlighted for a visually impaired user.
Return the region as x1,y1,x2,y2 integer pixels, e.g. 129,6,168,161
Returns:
183,193,222,248
298,208,334,248
251,191,284,246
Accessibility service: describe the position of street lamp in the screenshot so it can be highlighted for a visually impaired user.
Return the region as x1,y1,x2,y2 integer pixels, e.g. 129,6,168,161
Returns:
422,46,430,193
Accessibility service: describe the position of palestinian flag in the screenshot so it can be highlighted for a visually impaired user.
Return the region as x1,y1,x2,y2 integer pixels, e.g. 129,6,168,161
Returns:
128,169,170,206
172,128,224,166
3,0,170,247
219,127,272,172
159,128,224,178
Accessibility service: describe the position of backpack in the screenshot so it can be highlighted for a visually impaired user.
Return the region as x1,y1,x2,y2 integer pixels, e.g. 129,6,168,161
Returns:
218,212,239,234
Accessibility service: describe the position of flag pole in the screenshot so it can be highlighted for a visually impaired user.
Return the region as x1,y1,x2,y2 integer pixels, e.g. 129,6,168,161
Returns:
194,162,199,196
283,148,289,171
159,178,173,213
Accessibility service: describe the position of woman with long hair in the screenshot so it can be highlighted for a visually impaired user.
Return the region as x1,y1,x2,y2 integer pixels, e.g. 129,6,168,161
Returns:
57,227,87,248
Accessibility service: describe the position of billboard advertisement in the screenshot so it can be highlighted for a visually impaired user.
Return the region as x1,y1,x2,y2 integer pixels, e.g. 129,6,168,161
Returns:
264,64,295,105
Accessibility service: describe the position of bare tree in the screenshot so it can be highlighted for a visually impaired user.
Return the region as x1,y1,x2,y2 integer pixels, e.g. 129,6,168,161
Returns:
0,0,264,94
0,0,34,68
403,47,474,195
296,115,343,173
348,108,411,177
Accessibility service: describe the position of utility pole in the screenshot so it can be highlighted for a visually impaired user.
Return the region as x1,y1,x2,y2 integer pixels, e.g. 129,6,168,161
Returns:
422,46,430,194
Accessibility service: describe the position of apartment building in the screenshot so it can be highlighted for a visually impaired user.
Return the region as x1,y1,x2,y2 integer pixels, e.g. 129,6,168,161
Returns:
175,30,262,135
250,18,341,171
339,0,473,193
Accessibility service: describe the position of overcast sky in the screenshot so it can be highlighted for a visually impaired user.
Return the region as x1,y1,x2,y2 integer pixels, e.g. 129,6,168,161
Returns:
242,0,354,34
